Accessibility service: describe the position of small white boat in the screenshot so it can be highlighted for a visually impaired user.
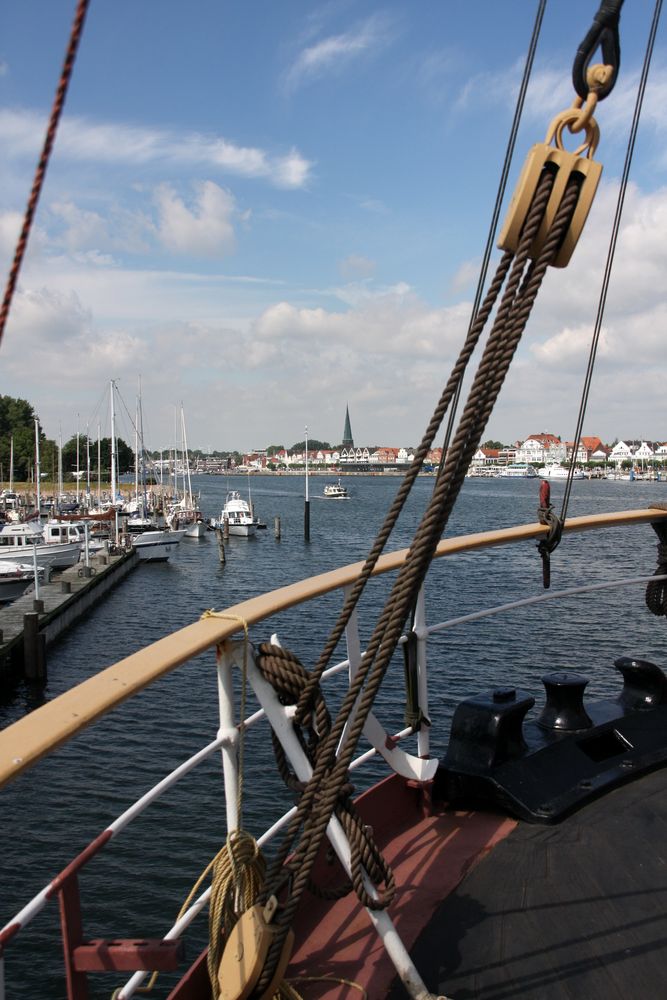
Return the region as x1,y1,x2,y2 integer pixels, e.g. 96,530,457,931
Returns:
212,491,257,536
0,521,81,568
323,479,349,499
538,463,586,480
130,529,182,562
0,560,37,603
166,502,207,538
498,463,538,479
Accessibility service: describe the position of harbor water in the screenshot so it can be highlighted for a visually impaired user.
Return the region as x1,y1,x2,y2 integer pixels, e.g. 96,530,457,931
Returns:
2,474,666,998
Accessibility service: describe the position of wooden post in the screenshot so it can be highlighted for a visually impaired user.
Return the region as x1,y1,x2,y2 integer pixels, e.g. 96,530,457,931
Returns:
274,516,281,539
24,611,46,682
215,527,226,563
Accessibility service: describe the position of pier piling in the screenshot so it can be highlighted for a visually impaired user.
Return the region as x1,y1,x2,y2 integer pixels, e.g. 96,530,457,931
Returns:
215,527,226,563
23,612,46,683
274,516,281,540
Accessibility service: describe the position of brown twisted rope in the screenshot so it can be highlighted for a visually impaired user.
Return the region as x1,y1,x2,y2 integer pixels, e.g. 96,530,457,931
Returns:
293,251,513,731
0,0,90,350
255,169,582,994
256,642,395,909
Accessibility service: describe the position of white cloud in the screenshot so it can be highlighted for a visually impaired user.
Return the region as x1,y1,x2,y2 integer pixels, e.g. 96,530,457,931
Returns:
0,109,314,189
283,14,395,93
338,255,376,280
154,181,236,258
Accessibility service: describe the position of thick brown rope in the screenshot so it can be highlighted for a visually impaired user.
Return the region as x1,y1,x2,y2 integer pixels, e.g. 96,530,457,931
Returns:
256,642,395,909
255,169,581,995
294,251,513,729
0,0,90,350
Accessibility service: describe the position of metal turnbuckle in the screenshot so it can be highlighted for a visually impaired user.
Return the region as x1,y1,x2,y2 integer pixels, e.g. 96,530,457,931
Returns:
497,108,602,268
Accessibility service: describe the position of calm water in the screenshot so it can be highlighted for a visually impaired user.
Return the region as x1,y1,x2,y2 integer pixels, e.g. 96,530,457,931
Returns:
2,474,667,998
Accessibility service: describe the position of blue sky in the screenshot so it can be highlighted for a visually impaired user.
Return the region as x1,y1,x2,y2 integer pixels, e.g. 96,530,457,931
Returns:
1,1,666,452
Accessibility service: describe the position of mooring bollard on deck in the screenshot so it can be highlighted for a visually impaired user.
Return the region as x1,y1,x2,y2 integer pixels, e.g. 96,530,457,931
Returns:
23,611,46,682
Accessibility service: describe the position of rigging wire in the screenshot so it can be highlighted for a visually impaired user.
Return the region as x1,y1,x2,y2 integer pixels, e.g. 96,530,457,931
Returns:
440,0,547,469
561,0,663,521
0,0,90,351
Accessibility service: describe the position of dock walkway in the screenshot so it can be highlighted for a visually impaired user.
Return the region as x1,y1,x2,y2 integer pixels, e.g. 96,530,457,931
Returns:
0,548,138,683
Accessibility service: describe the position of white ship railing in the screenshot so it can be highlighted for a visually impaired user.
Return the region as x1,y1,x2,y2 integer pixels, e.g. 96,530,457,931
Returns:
1,508,666,1000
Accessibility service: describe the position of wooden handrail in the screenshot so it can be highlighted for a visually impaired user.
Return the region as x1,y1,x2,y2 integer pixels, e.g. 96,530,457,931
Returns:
1,507,664,789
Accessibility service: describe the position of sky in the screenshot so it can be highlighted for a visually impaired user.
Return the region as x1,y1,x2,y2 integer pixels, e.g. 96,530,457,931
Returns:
1,0,666,453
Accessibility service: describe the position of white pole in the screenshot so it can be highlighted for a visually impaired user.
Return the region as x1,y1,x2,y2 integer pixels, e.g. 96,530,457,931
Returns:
305,425,309,502
110,380,117,506
34,419,41,519
85,423,91,505
76,416,80,505
32,540,40,601
97,423,101,508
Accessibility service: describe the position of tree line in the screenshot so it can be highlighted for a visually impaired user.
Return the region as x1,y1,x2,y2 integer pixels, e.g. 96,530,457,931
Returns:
0,394,134,483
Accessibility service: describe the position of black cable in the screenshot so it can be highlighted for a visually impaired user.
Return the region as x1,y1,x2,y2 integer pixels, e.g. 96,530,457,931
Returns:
440,0,547,472
561,0,663,520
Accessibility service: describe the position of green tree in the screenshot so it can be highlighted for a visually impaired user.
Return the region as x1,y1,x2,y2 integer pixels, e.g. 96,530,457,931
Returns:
0,394,54,481
291,439,330,451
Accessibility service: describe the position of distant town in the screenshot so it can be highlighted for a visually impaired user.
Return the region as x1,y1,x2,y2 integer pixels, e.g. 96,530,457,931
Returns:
192,431,667,475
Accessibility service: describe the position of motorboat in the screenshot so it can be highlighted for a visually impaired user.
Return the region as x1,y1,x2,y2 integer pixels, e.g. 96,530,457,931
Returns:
323,479,349,498
538,462,586,479
0,560,37,603
0,521,81,569
130,528,182,562
497,462,538,478
212,490,258,536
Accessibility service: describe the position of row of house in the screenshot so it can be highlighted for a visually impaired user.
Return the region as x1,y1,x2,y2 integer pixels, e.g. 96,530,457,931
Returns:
209,432,667,473
239,446,444,470
473,434,667,468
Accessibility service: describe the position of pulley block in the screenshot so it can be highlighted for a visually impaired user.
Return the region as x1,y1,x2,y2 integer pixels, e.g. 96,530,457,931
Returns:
498,109,602,268
217,895,294,1000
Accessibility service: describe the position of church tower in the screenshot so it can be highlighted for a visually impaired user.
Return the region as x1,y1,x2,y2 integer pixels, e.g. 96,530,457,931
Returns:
342,405,354,450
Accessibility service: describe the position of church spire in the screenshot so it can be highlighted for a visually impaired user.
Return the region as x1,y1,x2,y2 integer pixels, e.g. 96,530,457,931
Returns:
342,404,354,450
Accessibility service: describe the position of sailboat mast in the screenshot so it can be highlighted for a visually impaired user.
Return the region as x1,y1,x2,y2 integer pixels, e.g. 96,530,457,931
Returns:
134,396,139,505
9,435,13,492
58,427,63,512
97,423,101,508
181,405,193,504
76,416,80,505
34,418,41,518
138,377,147,516
110,379,117,505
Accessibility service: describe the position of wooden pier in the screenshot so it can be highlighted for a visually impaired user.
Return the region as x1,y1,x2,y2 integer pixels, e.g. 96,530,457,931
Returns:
0,547,138,685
